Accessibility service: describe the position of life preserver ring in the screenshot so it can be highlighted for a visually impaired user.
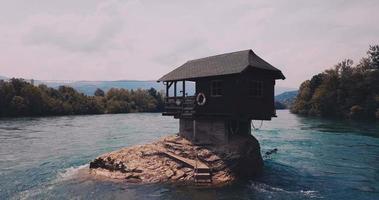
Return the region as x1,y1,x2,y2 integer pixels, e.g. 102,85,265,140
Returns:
196,92,206,106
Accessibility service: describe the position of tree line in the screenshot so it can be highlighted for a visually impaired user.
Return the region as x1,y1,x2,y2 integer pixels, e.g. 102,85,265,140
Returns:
0,78,164,117
291,45,379,120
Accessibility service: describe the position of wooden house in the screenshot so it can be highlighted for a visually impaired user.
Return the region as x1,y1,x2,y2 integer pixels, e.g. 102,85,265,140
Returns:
158,50,285,144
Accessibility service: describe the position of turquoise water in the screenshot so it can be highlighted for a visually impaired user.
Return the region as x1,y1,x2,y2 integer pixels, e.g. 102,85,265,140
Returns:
0,110,378,199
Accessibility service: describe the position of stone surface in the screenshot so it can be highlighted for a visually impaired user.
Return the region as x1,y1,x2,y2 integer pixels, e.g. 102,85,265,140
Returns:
89,134,263,185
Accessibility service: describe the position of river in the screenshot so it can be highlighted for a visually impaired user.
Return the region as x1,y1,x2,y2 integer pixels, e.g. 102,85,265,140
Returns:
0,110,378,199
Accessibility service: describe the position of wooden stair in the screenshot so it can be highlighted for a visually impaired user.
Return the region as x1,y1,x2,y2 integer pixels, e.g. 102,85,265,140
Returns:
194,154,212,184
161,151,212,184
194,166,212,184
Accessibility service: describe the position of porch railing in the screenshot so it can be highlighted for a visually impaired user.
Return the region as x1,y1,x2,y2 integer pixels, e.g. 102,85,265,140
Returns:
164,96,196,116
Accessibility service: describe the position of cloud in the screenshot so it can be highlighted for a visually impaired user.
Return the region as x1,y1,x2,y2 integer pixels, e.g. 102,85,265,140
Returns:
22,4,125,53
0,0,378,87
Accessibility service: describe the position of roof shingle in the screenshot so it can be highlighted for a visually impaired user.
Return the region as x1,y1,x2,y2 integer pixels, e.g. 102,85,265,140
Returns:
158,49,285,81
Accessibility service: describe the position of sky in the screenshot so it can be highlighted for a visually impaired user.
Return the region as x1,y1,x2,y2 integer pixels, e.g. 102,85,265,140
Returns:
0,0,378,88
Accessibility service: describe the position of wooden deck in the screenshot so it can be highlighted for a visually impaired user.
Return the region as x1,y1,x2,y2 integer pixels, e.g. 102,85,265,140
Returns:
162,96,196,118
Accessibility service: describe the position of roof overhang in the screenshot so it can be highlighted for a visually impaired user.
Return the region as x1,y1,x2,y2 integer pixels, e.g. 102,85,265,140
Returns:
157,49,286,82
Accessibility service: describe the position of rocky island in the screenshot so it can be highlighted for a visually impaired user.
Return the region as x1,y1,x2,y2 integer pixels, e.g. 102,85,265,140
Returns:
88,50,286,185
89,134,263,185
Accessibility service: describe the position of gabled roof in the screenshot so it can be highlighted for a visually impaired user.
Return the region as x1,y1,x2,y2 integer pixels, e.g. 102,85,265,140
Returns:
158,49,285,82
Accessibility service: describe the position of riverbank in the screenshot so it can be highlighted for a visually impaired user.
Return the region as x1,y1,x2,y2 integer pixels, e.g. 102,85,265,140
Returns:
0,78,164,118
89,134,263,185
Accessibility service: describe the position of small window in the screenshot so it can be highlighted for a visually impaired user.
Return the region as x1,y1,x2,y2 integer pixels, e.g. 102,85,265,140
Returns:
248,80,263,97
211,80,223,96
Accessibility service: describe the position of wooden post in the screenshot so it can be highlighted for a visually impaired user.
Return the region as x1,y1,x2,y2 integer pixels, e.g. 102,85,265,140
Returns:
193,119,196,142
174,81,177,101
166,82,173,98
182,80,186,98
165,82,169,98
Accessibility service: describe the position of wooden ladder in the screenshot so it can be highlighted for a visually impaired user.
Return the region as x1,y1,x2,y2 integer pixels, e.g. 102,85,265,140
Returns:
161,151,212,184
194,154,212,184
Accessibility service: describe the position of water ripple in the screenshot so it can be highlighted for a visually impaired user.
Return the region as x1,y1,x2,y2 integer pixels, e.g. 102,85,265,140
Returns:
0,111,378,199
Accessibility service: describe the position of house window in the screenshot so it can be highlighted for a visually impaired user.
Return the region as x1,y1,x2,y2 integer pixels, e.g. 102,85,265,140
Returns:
248,80,263,97
211,80,223,96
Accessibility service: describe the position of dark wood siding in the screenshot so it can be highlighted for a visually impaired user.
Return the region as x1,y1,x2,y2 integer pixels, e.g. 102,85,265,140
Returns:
195,75,237,116
194,69,275,120
239,69,275,120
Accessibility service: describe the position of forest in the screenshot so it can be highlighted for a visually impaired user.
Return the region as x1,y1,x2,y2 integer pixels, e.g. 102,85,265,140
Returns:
0,79,164,117
291,45,379,120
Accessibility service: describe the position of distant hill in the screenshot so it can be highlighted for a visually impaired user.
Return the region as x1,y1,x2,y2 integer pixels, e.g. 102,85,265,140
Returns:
275,90,298,109
36,79,296,97
42,81,295,97
36,80,169,96
274,87,296,96
274,101,287,109
1,75,297,97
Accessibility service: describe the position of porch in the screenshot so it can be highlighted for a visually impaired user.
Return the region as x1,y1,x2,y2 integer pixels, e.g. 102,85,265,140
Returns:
162,96,196,118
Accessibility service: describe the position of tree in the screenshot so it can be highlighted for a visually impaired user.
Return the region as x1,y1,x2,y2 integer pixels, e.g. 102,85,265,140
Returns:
94,88,105,97
0,81,16,116
291,45,379,120
291,80,312,114
106,99,129,113
10,96,28,116
86,96,105,114
368,45,379,69
0,79,165,117
21,84,43,115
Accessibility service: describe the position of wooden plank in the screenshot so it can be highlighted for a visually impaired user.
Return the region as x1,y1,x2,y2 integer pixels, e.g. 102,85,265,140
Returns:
162,151,209,169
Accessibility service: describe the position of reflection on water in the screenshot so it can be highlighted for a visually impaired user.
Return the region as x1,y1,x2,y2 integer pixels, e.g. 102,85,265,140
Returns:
0,111,378,200
296,115,379,138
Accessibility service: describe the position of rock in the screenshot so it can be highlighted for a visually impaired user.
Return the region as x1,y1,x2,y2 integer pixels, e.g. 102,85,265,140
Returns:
165,169,174,178
89,134,263,185
182,167,192,173
171,170,185,180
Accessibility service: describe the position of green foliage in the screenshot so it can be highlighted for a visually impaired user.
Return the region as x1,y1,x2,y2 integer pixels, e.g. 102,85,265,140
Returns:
94,88,105,97
368,45,379,69
0,79,164,117
291,45,379,120
106,99,129,113
274,101,286,109
9,96,28,116
105,88,162,113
